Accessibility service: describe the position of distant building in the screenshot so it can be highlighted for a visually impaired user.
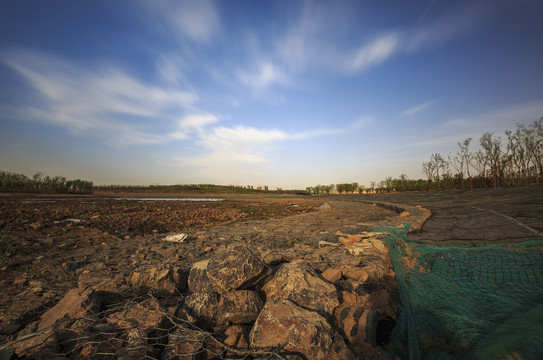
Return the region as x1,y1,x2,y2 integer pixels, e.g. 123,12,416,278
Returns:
264,185,269,191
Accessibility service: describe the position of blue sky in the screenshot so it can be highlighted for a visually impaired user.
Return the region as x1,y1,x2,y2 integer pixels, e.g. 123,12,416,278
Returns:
1,0,542,189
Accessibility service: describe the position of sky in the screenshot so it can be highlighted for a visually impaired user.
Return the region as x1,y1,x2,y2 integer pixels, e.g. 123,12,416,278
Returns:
1,0,543,189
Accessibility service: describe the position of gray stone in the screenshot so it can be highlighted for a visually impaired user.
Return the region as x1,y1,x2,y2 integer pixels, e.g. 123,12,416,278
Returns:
262,261,339,315
206,246,271,293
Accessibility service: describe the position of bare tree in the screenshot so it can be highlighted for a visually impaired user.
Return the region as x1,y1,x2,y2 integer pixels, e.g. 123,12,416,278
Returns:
480,132,502,188
430,153,448,191
422,161,434,191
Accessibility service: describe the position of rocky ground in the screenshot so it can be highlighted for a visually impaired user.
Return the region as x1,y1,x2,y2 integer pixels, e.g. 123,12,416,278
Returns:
0,194,431,359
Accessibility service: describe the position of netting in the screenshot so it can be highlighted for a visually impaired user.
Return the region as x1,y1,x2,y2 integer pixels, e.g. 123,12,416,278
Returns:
374,224,543,360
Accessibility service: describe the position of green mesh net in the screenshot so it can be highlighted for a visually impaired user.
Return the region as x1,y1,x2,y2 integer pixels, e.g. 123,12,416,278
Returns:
374,225,543,360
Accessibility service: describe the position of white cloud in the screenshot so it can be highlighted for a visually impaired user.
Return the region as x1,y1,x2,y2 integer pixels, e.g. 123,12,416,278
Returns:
144,0,220,43
156,55,186,85
170,114,219,139
238,62,289,89
179,114,219,131
1,49,199,146
348,33,399,72
401,102,434,116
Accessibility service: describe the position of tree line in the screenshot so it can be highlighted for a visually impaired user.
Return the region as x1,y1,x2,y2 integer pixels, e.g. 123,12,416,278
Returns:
0,171,94,194
306,118,542,195
94,184,306,195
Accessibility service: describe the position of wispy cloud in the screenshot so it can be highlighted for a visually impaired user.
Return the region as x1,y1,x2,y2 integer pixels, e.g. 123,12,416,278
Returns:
170,113,219,140
1,49,199,146
445,100,543,134
348,33,399,72
142,0,221,43
237,61,289,89
401,101,434,116
406,3,486,52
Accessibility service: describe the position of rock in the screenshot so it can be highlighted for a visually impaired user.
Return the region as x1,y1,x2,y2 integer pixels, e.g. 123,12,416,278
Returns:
107,298,168,333
250,299,334,360
206,246,271,293
184,292,220,328
400,211,410,218
224,324,250,349
38,287,100,331
321,268,342,283
118,328,147,360
5,324,58,358
259,249,285,266
187,259,215,293
217,290,263,325
262,261,339,315
162,328,206,360
328,332,356,360
130,265,186,296
333,305,383,352
342,267,370,282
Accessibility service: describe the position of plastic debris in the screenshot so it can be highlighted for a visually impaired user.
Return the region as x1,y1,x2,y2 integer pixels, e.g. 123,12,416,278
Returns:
163,233,188,243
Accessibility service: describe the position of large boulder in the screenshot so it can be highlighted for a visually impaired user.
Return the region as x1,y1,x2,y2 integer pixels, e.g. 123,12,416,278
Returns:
38,287,100,331
183,292,220,328
249,299,334,360
206,246,272,293
217,290,263,325
130,264,186,296
162,328,206,360
107,297,167,332
262,261,339,315
187,259,215,293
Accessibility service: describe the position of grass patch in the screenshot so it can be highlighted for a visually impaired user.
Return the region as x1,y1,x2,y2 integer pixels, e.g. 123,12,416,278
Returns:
0,233,18,257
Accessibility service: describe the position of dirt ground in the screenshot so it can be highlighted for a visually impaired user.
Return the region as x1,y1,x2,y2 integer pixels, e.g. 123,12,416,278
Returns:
2,185,541,352
0,193,401,343
325,184,543,245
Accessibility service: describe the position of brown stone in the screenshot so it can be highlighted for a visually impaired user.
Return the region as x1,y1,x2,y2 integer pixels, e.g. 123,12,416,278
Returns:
38,287,100,331
262,261,339,315
224,324,250,348
6,327,58,357
107,298,167,332
187,259,215,293
218,290,263,325
250,299,334,360
342,267,370,282
206,246,271,293
130,264,185,296
160,328,206,360
321,268,342,283
184,292,220,328
347,234,363,243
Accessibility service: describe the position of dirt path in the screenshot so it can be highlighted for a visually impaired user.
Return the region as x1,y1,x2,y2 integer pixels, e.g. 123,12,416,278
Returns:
324,185,543,245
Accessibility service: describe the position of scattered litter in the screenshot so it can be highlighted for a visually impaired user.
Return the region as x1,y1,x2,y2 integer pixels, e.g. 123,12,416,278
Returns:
53,218,82,224
292,204,300,207
318,241,340,247
319,203,331,209
163,233,188,243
